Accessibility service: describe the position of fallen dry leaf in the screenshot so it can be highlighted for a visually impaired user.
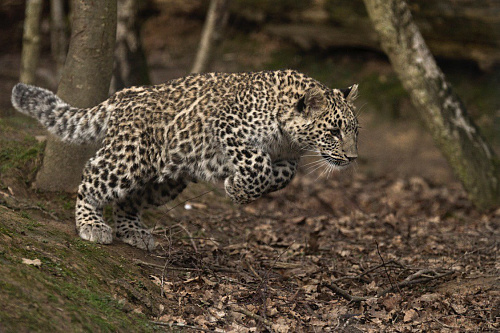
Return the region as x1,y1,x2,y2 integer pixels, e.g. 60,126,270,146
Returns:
22,258,41,267
403,308,419,322
451,303,467,315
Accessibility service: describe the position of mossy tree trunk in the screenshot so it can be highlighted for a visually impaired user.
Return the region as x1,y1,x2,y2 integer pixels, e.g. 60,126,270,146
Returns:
34,0,117,192
20,0,43,85
191,0,229,73
362,0,500,210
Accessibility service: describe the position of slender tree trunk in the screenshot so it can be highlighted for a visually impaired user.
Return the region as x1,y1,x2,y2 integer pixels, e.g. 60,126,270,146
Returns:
191,0,229,73
362,0,499,210
34,0,117,192
20,0,43,85
50,0,68,81
109,0,150,93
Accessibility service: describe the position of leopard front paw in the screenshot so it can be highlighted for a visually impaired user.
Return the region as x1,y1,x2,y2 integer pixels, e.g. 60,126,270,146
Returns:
78,222,113,244
224,177,255,204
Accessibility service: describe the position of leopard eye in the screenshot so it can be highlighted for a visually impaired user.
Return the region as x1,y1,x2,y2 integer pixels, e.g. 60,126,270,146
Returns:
329,128,341,138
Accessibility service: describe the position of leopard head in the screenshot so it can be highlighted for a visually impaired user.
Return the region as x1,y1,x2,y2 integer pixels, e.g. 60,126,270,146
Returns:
287,84,359,169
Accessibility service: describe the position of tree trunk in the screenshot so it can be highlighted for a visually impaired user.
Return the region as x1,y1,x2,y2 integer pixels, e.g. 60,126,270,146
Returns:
362,0,500,210
50,0,68,81
34,0,117,192
20,0,43,85
191,0,229,73
109,0,150,93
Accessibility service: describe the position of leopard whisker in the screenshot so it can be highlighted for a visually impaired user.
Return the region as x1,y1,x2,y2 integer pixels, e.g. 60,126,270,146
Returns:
304,161,327,177
326,164,333,179
304,164,325,175
303,157,328,169
315,162,330,181
301,159,324,168
355,102,367,118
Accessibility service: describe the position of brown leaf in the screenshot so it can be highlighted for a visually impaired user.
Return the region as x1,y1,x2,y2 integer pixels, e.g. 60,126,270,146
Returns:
288,216,306,224
382,295,401,311
403,308,418,322
451,303,467,314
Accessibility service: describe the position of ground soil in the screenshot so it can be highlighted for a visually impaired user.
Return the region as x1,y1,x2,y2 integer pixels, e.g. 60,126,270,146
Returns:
0,9,499,332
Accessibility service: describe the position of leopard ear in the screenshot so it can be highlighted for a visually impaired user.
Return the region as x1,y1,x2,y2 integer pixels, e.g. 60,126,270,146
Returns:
297,88,326,117
341,84,359,102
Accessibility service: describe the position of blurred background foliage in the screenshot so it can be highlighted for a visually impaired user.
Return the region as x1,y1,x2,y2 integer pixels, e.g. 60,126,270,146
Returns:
0,0,498,145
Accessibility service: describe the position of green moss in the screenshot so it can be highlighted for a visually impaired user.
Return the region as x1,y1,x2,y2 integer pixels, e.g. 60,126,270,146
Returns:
0,208,157,332
0,225,14,237
0,138,43,172
0,139,44,190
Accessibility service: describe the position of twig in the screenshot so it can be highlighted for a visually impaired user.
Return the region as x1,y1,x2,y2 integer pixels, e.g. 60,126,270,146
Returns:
431,316,460,330
133,259,202,272
376,241,397,293
231,304,274,330
151,320,216,332
259,243,293,286
377,270,454,296
255,243,293,326
134,258,239,274
244,259,263,281
22,204,61,221
0,190,60,221
359,260,405,278
163,190,213,214
332,259,404,283
172,223,198,253
404,269,434,281
321,282,369,302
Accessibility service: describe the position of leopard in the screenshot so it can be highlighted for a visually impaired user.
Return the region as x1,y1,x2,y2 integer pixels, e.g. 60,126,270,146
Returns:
11,70,359,251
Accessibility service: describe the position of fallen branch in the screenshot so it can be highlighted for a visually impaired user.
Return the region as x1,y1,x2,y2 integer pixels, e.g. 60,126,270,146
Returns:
321,283,370,302
377,270,454,296
133,258,239,274
323,267,454,301
151,320,215,332
133,259,202,272
231,304,274,330
332,259,405,284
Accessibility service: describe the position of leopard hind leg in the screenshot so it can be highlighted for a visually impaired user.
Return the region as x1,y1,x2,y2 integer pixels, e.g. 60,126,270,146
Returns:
114,179,187,250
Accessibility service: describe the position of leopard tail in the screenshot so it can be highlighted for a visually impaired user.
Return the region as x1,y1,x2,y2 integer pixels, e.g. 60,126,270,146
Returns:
11,83,111,144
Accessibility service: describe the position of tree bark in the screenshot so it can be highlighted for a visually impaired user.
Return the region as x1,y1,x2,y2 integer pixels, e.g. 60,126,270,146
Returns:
50,0,68,81
34,0,117,192
109,0,150,93
362,0,499,210
191,0,229,73
20,0,43,85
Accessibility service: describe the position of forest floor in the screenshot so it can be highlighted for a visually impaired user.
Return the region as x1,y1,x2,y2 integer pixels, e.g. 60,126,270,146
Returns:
1,8,499,332
0,112,498,332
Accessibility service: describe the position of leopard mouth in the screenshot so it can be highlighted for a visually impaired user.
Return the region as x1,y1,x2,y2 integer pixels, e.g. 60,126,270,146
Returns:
321,153,350,167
